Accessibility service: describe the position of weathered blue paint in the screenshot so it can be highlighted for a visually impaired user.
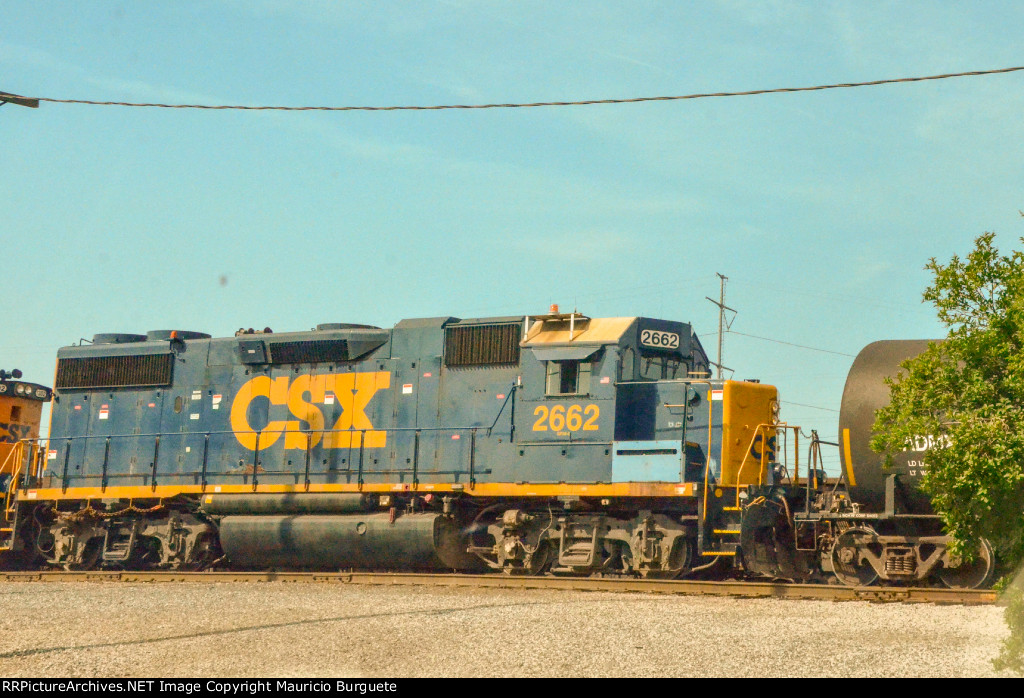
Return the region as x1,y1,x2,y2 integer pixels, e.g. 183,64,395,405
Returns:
611,440,684,482
46,315,727,492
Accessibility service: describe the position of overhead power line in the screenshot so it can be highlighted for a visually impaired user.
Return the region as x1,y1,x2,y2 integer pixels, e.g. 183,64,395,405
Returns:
2,65,1021,112
727,330,856,357
781,400,840,413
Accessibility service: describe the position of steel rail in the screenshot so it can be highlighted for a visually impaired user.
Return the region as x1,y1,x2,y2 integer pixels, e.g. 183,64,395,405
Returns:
0,570,997,605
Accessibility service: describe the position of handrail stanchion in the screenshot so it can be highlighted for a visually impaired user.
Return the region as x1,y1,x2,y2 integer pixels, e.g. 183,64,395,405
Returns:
35,440,44,483
805,438,814,514
28,442,38,486
252,430,262,491
470,429,477,488
61,439,72,493
413,430,420,487
100,436,111,493
304,431,312,492
790,429,798,489
200,433,210,491
150,436,161,492
357,431,365,489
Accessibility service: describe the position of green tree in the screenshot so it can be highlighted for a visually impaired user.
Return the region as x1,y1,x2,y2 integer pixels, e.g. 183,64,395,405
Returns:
995,573,1024,674
870,231,1024,673
872,232,1024,562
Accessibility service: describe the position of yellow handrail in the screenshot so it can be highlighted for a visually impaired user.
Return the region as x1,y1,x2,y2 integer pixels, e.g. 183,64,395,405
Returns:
732,423,800,509
2,441,24,519
733,423,770,497
2,439,43,520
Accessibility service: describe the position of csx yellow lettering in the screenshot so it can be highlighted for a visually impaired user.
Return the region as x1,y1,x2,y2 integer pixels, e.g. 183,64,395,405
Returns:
230,372,390,451
229,376,291,450
285,374,327,449
322,372,391,448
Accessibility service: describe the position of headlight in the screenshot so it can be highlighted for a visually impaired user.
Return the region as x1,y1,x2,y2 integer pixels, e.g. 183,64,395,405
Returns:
15,384,25,395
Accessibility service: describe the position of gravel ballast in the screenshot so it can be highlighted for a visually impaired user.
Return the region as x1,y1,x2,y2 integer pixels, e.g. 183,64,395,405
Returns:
0,582,1012,678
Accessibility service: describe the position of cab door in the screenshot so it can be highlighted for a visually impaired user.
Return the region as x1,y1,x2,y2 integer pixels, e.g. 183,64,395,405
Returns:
611,381,712,483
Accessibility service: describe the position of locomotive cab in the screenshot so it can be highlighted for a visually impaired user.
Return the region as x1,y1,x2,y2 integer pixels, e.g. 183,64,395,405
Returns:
519,310,779,489
511,310,781,574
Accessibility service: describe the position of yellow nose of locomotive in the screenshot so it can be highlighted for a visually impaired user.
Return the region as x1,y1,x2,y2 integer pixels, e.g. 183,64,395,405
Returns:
719,380,778,487
0,376,52,480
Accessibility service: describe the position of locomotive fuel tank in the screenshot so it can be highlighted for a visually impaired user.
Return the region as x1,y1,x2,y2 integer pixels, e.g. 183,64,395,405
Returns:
838,339,936,515
218,512,480,570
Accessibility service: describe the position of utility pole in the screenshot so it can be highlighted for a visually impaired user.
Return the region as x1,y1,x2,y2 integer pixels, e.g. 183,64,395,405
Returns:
705,272,736,379
0,91,40,108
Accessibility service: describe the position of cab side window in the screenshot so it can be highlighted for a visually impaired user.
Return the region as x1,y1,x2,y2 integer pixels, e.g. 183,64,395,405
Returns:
546,360,592,395
640,355,684,380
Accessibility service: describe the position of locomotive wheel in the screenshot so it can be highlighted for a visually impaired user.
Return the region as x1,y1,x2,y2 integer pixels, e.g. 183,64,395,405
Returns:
830,527,879,587
63,537,102,571
525,540,554,575
938,539,995,589
637,538,694,579
664,537,694,579
502,540,553,576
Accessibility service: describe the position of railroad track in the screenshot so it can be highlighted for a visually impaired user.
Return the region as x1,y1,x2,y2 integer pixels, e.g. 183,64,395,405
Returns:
0,570,998,605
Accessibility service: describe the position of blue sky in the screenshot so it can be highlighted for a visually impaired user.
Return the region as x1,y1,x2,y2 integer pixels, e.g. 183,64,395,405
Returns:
3,2,1023,469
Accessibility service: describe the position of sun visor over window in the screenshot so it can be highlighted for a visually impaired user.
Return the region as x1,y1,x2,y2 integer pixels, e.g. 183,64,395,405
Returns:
531,346,602,362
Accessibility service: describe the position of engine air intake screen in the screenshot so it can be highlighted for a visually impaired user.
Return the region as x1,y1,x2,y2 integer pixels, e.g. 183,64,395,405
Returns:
55,354,174,390
269,339,349,365
445,323,521,367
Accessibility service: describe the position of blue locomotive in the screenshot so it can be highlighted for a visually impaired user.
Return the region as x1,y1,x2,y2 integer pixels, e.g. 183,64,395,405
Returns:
10,306,781,576
4,308,990,587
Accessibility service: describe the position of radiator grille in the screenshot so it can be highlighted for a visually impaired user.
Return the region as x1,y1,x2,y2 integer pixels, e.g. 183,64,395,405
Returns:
445,323,521,367
269,339,349,364
55,354,174,389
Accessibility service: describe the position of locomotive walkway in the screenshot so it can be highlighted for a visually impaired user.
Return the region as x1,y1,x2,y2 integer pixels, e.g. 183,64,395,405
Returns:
0,571,997,605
